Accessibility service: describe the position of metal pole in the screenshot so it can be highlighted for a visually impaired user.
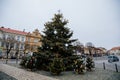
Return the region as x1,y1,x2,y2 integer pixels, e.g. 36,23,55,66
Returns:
115,64,118,72
103,62,105,70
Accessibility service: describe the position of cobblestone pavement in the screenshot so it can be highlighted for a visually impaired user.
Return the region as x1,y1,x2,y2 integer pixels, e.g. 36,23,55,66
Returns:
8,63,120,80
1,59,120,80
94,56,120,72
35,68,120,80
0,64,59,80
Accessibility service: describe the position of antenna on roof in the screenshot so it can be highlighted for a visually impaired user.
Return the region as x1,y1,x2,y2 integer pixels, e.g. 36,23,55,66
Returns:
23,29,25,32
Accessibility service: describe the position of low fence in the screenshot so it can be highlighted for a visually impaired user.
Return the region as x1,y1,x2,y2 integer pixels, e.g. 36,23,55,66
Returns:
95,62,120,72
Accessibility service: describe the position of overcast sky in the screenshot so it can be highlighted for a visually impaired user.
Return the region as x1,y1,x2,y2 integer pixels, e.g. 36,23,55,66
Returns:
0,0,120,50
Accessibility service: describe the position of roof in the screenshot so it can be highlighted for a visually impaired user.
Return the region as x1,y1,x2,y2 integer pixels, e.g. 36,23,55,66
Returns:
110,46,120,51
97,47,106,50
26,29,41,38
0,27,28,35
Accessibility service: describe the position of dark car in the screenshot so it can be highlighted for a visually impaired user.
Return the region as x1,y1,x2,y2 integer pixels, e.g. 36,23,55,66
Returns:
108,55,119,63
0,51,3,59
11,56,17,59
0,55,3,59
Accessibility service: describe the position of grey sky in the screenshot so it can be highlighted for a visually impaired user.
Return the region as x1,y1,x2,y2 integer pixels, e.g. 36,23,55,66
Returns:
0,0,120,50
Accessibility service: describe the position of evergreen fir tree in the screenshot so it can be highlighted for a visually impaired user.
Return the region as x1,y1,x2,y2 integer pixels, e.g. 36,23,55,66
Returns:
37,12,77,73
73,57,86,74
49,58,65,75
86,56,95,71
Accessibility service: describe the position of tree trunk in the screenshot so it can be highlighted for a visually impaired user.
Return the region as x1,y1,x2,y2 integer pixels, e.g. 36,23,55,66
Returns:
16,55,18,64
6,53,8,64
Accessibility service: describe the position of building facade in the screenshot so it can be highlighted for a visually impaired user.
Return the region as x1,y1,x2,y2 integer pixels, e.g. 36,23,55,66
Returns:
84,47,96,55
0,27,27,58
25,29,42,53
84,46,107,56
109,46,120,55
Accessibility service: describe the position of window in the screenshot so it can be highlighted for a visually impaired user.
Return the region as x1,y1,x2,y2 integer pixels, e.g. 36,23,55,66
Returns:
7,35,10,38
15,43,19,49
34,39,39,43
28,38,30,42
17,36,20,41
14,43,16,49
20,44,24,49
3,34,6,39
12,43,15,49
22,37,24,42
1,42,4,47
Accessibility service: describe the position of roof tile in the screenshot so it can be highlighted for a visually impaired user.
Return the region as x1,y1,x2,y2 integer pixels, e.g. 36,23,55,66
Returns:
0,27,28,35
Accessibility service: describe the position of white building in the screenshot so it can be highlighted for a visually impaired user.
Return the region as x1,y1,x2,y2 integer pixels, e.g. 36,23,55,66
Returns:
0,27,27,58
109,46,120,55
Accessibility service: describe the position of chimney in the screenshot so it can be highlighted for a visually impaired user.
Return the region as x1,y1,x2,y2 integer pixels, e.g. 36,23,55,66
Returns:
1,26,4,28
23,29,25,32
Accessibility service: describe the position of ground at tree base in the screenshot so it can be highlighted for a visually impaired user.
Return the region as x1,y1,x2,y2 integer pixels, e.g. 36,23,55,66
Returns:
35,69,120,80
7,63,120,80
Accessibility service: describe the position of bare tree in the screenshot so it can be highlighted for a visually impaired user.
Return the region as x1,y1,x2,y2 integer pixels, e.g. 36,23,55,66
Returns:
73,40,84,55
4,35,15,64
86,42,94,56
15,41,20,64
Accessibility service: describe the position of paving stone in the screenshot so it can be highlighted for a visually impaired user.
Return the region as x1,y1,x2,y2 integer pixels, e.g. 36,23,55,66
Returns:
0,64,59,80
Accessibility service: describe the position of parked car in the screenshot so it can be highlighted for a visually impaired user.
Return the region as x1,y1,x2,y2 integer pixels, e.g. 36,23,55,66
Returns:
0,55,3,59
108,55,119,63
0,51,3,59
11,56,17,59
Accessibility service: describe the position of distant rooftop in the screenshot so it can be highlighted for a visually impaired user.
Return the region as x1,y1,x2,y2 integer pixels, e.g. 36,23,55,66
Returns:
110,46,120,50
0,26,28,35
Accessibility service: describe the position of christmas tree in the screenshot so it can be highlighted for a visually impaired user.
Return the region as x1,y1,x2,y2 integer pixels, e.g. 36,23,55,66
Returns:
49,58,65,75
86,56,95,71
73,57,86,74
37,11,77,74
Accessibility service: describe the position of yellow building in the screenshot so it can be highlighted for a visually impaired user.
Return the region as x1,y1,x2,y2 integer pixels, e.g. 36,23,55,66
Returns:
25,29,42,53
84,47,96,55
